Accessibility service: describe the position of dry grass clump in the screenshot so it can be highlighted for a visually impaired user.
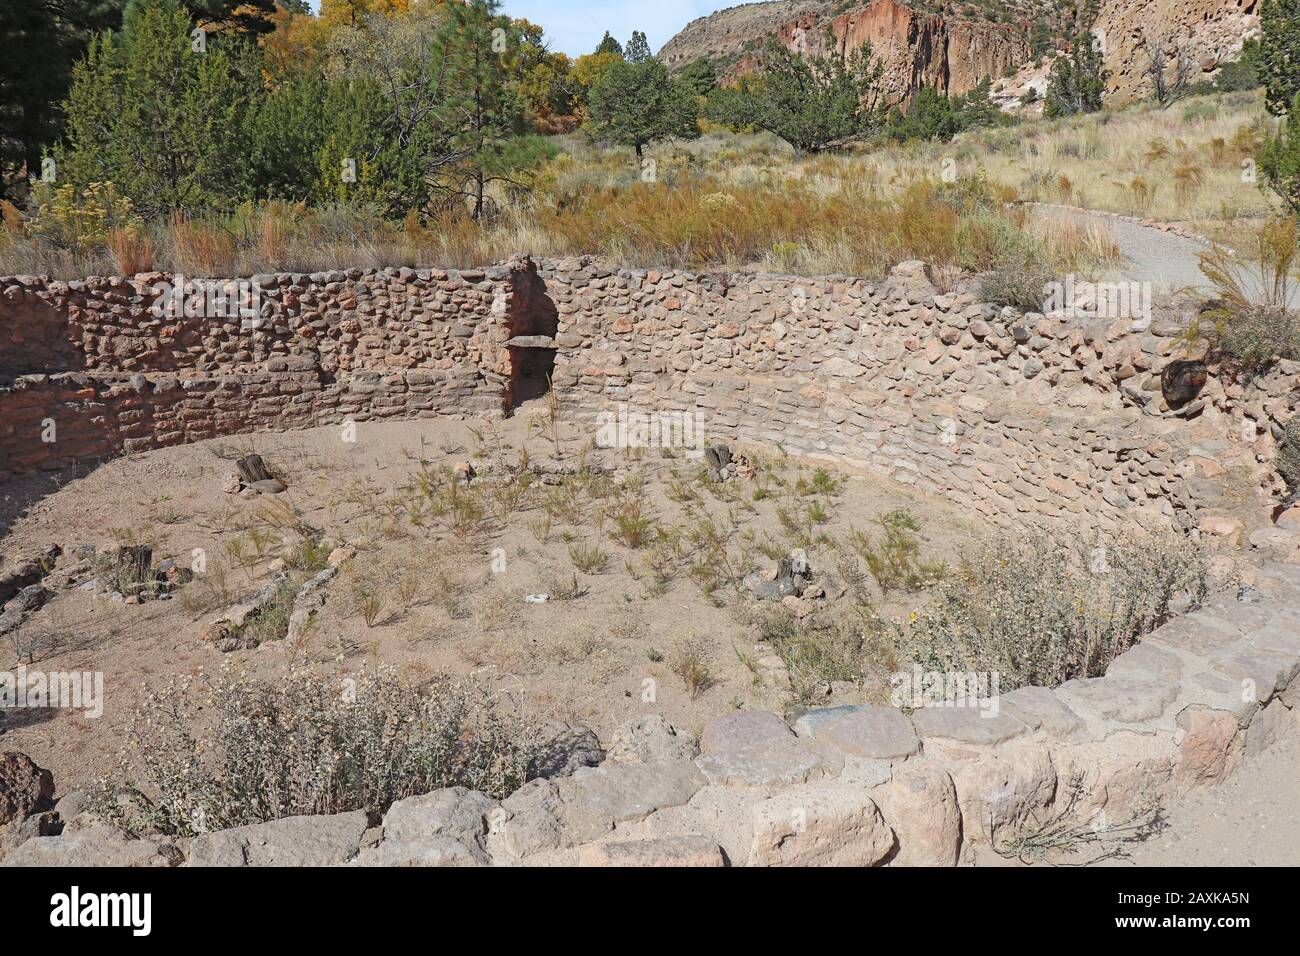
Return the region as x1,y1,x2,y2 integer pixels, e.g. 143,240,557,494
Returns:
671,638,717,700
899,531,1214,690
1192,216,1300,373
0,165,1110,284
93,666,536,837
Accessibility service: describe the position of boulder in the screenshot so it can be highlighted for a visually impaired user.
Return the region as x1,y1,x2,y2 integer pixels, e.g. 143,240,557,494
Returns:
603,715,698,765
1174,706,1242,787
187,811,370,867
0,752,54,825
527,720,605,780
4,827,180,868
488,762,705,863
748,785,895,867
378,788,496,867
869,760,962,866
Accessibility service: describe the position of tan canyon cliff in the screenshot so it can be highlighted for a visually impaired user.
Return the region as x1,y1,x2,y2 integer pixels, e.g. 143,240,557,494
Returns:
660,0,1260,107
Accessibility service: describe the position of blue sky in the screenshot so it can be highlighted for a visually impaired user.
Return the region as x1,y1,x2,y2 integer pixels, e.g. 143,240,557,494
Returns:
501,1,732,57
305,1,734,58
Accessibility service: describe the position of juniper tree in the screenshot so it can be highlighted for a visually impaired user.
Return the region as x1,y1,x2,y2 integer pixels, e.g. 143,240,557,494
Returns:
1044,34,1108,118
1262,0,1300,114
708,36,885,153
587,59,700,162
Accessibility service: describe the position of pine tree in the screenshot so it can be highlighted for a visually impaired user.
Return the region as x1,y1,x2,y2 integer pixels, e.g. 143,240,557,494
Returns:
594,31,622,57
624,30,651,64
436,0,549,218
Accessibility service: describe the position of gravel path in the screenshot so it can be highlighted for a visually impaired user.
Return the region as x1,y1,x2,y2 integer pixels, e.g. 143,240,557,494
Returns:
1103,740,1300,867
1031,206,1215,295
1032,204,1300,311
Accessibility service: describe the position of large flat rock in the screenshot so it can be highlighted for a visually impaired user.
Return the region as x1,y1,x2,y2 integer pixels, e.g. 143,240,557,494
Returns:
909,707,1029,746
695,736,843,787
699,710,792,754
1055,675,1181,727
5,826,179,868
792,705,921,759
996,686,1085,739
188,811,370,867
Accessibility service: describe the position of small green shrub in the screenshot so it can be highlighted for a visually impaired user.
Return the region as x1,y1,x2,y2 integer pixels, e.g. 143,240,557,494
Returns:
568,541,611,573
608,499,657,549
845,510,947,595
749,606,890,705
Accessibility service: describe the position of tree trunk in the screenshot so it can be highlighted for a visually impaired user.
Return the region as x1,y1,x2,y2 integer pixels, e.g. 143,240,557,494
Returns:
115,545,154,587
236,454,274,485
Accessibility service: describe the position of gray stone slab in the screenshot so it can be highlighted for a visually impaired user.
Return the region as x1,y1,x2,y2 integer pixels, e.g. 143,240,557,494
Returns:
695,736,843,787
699,710,793,754
1055,675,1180,726
1106,641,1185,683
792,705,921,759
188,811,370,867
997,686,1086,739
908,706,1029,746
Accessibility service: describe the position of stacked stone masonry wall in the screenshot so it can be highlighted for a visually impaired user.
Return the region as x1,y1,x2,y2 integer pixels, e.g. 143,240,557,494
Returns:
5,256,1296,536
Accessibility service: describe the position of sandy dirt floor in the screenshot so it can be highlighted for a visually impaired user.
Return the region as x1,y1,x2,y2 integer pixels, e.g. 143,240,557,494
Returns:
0,404,985,800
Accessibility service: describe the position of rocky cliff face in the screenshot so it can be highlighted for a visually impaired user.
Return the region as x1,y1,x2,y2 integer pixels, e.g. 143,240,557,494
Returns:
658,1,835,71
662,0,1032,106
660,0,1260,109
1093,0,1261,104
